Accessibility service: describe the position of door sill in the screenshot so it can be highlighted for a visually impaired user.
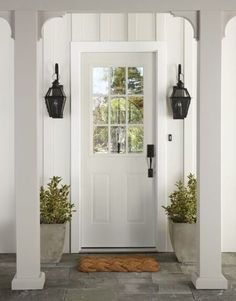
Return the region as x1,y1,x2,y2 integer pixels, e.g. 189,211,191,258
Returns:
79,247,158,253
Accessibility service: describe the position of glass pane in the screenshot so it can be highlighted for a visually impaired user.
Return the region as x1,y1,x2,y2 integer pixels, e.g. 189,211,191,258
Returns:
110,126,126,154
111,67,126,95
128,67,144,95
128,96,143,124
110,97,126,124
93,126,108,153
93,67,109,95
128,126,144,153
93,96,108,124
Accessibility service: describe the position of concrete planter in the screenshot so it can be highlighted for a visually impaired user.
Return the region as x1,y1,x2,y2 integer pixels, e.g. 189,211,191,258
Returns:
169,220,197,263
40,223,66,263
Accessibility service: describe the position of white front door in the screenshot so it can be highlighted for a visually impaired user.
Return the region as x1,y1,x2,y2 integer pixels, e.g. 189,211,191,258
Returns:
81,52,156,249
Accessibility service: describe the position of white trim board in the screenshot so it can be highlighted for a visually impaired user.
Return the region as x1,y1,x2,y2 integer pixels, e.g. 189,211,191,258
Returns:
71,42,167,252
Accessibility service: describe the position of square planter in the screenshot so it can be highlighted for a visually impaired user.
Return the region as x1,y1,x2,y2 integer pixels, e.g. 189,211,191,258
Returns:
40,224,66,264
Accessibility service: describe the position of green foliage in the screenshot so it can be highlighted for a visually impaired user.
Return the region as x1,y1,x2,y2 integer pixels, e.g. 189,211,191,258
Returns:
162,173,197,224
111,67,126,94
128,126,143,153
40,176,75,224
128,67,143,94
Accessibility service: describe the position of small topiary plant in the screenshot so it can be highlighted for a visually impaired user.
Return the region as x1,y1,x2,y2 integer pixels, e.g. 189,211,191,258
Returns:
40,176,75,224
162,173,197,224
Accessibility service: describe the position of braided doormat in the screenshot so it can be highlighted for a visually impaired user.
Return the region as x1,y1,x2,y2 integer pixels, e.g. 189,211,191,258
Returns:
79,256,159,272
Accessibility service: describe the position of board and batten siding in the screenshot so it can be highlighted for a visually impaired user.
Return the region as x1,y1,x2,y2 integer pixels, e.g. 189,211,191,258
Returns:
42,13,185,252
0,13,199,253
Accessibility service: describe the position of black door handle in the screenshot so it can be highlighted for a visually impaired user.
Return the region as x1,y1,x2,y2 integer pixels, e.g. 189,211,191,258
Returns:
147,144,155,178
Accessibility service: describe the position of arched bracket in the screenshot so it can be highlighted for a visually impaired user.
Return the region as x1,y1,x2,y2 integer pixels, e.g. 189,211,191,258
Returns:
170,11,199,41
222,11,236,39
0,11,15,39
38,11,66,40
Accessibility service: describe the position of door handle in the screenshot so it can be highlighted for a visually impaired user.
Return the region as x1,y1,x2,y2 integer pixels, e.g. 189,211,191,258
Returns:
147,144,155,178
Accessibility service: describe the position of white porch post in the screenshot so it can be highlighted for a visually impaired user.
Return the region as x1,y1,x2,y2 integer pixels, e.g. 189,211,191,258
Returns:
11,11,45,290
192,10,227,289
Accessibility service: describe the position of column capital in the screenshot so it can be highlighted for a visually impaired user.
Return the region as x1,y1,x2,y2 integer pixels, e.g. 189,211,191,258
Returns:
170,10,199,40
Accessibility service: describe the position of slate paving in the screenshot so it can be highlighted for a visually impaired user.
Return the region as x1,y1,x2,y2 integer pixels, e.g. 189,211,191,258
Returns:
0,253,236,300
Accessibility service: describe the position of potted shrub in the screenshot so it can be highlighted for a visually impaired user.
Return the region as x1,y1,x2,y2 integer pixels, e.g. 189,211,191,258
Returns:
40,176,75,263
162,173,197,263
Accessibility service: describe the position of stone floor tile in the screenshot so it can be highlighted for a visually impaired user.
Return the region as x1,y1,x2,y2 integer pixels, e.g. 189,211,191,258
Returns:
115,272,152,284
222,253,236,266
222,266,236,275
0,288,66,301
152,272,190,283
158,283,192,295
152,294,195,301
68,269,119,289
159,263,182,273
0,269,16,290
155,253,178,263
180,264,197,275
43,267,70,279
43,267,70,288
119,282,159,295
65,288,117,301
118,294,154,301
191,287,236,300
57,254,80,268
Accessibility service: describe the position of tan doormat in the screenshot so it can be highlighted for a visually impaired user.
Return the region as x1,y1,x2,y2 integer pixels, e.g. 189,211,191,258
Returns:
79,255,159,272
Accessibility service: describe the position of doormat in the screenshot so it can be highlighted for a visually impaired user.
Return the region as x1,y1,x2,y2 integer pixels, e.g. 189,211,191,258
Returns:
79,256,159,272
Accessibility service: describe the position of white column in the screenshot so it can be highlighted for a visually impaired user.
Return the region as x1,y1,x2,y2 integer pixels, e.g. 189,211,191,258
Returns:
192,10,227,289
11,11,45,290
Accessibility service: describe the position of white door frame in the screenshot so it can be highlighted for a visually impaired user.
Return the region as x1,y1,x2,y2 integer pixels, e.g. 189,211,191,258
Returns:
71,42,168,253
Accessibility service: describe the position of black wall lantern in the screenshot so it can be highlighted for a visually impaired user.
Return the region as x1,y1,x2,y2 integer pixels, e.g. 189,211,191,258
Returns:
45,63,66,118
170,64,191,119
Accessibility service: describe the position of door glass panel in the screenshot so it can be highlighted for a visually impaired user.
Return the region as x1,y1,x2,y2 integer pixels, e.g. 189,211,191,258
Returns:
111,67,126,95
93,96,108,124
93,67,109,95
128,96,143,124
93,126,108,153
110,97,126,124
110,126,126,154
92,66,144,154
128,67,144,95
128,126,144,153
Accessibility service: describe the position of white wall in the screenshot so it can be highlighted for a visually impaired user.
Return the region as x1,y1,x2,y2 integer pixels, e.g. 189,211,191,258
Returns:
222,17,236,252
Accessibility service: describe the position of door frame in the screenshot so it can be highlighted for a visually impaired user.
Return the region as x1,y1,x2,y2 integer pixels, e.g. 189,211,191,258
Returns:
71,42,168,253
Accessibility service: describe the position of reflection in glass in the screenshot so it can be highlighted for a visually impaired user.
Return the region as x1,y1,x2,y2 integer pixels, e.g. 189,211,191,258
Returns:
93,67,109,95
128,96,143,124
128,67,144,95
110,126,126,154
93,126,108,153
110,97,126,124
93,96,108,124
128,126,144,153
111,67,126,95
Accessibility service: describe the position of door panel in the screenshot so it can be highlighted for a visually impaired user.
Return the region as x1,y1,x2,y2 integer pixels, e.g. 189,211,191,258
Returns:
81,52,155,248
